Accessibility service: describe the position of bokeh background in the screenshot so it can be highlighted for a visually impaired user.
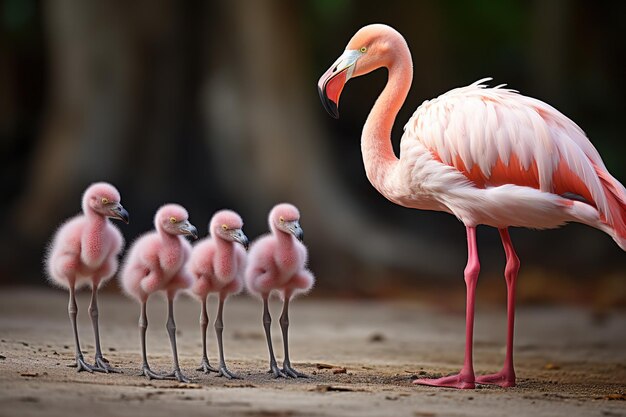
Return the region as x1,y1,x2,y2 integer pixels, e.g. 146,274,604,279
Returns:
1,0,624,306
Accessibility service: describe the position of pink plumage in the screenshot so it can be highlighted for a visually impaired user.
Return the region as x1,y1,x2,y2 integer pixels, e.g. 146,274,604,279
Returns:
188,210,248,299
45,181,129,373
120,204,196,302
119,203,198,383
245,204,314,300
245,203,314,378
187,209,249,378
46,182,127,289
318,24,625,389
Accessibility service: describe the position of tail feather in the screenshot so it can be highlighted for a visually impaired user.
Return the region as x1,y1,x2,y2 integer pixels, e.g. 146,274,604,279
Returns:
595,164,626,250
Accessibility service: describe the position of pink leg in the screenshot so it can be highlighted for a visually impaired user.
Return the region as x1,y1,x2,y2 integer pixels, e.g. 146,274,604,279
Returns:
476,228,519,387
414,226,480,389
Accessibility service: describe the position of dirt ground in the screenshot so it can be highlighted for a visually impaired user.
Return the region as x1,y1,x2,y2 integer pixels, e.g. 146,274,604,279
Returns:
0,288,624,417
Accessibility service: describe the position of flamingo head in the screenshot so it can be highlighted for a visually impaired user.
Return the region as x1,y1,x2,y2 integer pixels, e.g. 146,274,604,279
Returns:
318,24,406,118
82,182,129,223
269,203,304,242
210,209,249,249
155,204,198,239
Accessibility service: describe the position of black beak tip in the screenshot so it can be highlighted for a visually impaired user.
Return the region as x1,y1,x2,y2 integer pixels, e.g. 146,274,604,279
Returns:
318,85,339,119
116,207,130,224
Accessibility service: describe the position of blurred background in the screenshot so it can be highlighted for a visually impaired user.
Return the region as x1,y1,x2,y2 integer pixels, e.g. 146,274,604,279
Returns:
1,0,624,306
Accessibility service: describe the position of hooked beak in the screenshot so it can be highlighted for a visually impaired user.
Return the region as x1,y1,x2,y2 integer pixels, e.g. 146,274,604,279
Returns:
318,49,361,119
180,220,198,240
286,221,304,242
233,229,250,250
109,204,129,224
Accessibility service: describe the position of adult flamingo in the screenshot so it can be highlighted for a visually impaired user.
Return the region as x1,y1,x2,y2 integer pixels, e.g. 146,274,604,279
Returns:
318,24,626,389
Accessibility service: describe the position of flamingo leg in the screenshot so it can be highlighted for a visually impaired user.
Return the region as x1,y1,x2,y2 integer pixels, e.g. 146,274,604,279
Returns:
214,294,241,379
163,297,190,383
67,283,98,372
262,295,287,378
196,296,218,373
138,300,173,380
414,226,479,389
88,284,120,373
280,295,308,378
476,228,519,387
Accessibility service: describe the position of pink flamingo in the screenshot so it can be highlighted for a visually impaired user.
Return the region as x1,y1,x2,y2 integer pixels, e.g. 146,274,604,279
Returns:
245,204,315,378
187,210,249,379
46,182,129,373
119,204,198,383
318,24,626,389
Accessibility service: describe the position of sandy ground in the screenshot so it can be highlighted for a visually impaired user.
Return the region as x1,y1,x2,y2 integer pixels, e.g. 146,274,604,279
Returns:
0,288,624,417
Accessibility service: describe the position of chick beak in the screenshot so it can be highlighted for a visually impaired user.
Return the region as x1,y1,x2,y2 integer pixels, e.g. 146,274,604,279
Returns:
181,221,198,240
289,221,304,242
234,229,250,250
110,204,129,224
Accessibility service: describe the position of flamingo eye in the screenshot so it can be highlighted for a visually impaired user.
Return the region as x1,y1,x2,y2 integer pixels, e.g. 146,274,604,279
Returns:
101,197,109,204
360,46,367,53
279,216,284,223
169,217,177,223
222,224,228,230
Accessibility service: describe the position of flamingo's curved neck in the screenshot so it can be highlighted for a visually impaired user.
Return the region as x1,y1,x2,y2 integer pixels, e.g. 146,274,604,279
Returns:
215,236,235,258
85,210,106,232
215,234,231,248
157,226,178,244
275,228,294,248
215,236,236,278
361,42,412,190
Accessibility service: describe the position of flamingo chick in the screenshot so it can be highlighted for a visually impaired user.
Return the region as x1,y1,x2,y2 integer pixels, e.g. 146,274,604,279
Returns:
187,210,249,379
318,24,626,389
119,204,198,383
245,204,314,378
46,182,129,373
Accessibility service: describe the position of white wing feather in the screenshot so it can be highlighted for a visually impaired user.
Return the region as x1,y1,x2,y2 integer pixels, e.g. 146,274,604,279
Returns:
403,79,610,221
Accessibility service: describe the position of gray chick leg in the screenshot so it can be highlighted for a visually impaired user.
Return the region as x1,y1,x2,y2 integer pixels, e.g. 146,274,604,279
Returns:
214,295,240,379
67,284,98,372
164,297,190,383
263,295,286,378
89,284,120,373
196,296,218,373
280,296,307,378
139,300,173,380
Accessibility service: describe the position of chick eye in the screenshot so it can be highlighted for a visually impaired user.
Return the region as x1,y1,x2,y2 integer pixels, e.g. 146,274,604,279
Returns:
360,46,367,53
101,197,109,204
170,217,177,223
222,224,228,230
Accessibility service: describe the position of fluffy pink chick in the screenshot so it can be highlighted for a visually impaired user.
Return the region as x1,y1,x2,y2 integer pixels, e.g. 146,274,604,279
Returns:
119,204,198,383
46,182,129,373
245,203,314,378
188,209,249,378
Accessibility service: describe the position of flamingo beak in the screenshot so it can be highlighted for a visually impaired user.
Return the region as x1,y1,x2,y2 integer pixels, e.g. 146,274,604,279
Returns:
233,229,250,250
286,221,304,242
110,204,129,224
318,49,361,119
180,220,198,240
